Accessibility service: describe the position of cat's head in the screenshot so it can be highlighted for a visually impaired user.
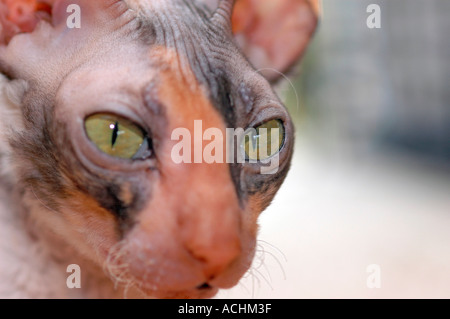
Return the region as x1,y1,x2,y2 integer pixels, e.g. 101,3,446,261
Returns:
0,0,318,298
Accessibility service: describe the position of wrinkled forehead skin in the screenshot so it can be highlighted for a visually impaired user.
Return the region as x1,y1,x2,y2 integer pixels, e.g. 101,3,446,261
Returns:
3,0,283,118
0,0,298,298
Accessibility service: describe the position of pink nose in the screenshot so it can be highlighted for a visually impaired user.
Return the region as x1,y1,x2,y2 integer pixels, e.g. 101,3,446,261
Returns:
182,213,242,281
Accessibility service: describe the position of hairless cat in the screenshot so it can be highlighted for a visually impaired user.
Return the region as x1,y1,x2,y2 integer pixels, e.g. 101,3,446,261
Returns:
0,0,318,298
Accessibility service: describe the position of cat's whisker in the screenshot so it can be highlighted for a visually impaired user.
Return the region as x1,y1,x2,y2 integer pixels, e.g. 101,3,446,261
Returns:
236,277,251,296
258,239,288,262
249,269,257,299
262,249,287,281
253,267,273,291
240,239,288,296
257,240,287,280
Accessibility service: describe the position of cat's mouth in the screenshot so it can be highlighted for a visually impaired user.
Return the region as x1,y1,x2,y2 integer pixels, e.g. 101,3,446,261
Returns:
0,0,54,44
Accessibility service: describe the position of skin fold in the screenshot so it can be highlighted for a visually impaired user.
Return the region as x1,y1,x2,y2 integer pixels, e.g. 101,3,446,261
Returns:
0,0,317,298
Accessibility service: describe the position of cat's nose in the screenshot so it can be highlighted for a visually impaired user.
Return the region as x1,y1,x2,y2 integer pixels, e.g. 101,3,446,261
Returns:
182,207,242,281
185,236,241,282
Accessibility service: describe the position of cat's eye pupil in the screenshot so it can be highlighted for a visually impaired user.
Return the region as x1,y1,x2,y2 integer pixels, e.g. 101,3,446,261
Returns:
85,114,151,160
111,121,119,147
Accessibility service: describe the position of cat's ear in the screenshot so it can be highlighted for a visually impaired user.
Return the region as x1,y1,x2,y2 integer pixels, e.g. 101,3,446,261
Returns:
0,1,18,45
231,0,320,81
0,0,135,86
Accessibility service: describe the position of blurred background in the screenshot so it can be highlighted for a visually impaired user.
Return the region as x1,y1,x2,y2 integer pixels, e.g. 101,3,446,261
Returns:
218,0,450,298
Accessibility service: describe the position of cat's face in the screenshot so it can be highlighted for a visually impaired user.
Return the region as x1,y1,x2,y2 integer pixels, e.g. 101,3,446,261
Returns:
0,0,317,298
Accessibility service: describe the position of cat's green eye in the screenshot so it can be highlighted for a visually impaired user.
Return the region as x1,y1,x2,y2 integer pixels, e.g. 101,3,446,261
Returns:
243,119,285,162
84,114,147,159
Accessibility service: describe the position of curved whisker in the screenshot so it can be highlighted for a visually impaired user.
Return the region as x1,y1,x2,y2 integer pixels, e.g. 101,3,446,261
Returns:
258,239,288,262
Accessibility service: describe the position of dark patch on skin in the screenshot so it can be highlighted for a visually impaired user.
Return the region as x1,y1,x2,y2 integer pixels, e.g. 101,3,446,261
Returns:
105,185,128,220
135,14,157,46
213,74,236,130
248,161,291,195
246,156,293,211
70,173,145,233
9,90,67,211
229,163,245,206
57,150,150,234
